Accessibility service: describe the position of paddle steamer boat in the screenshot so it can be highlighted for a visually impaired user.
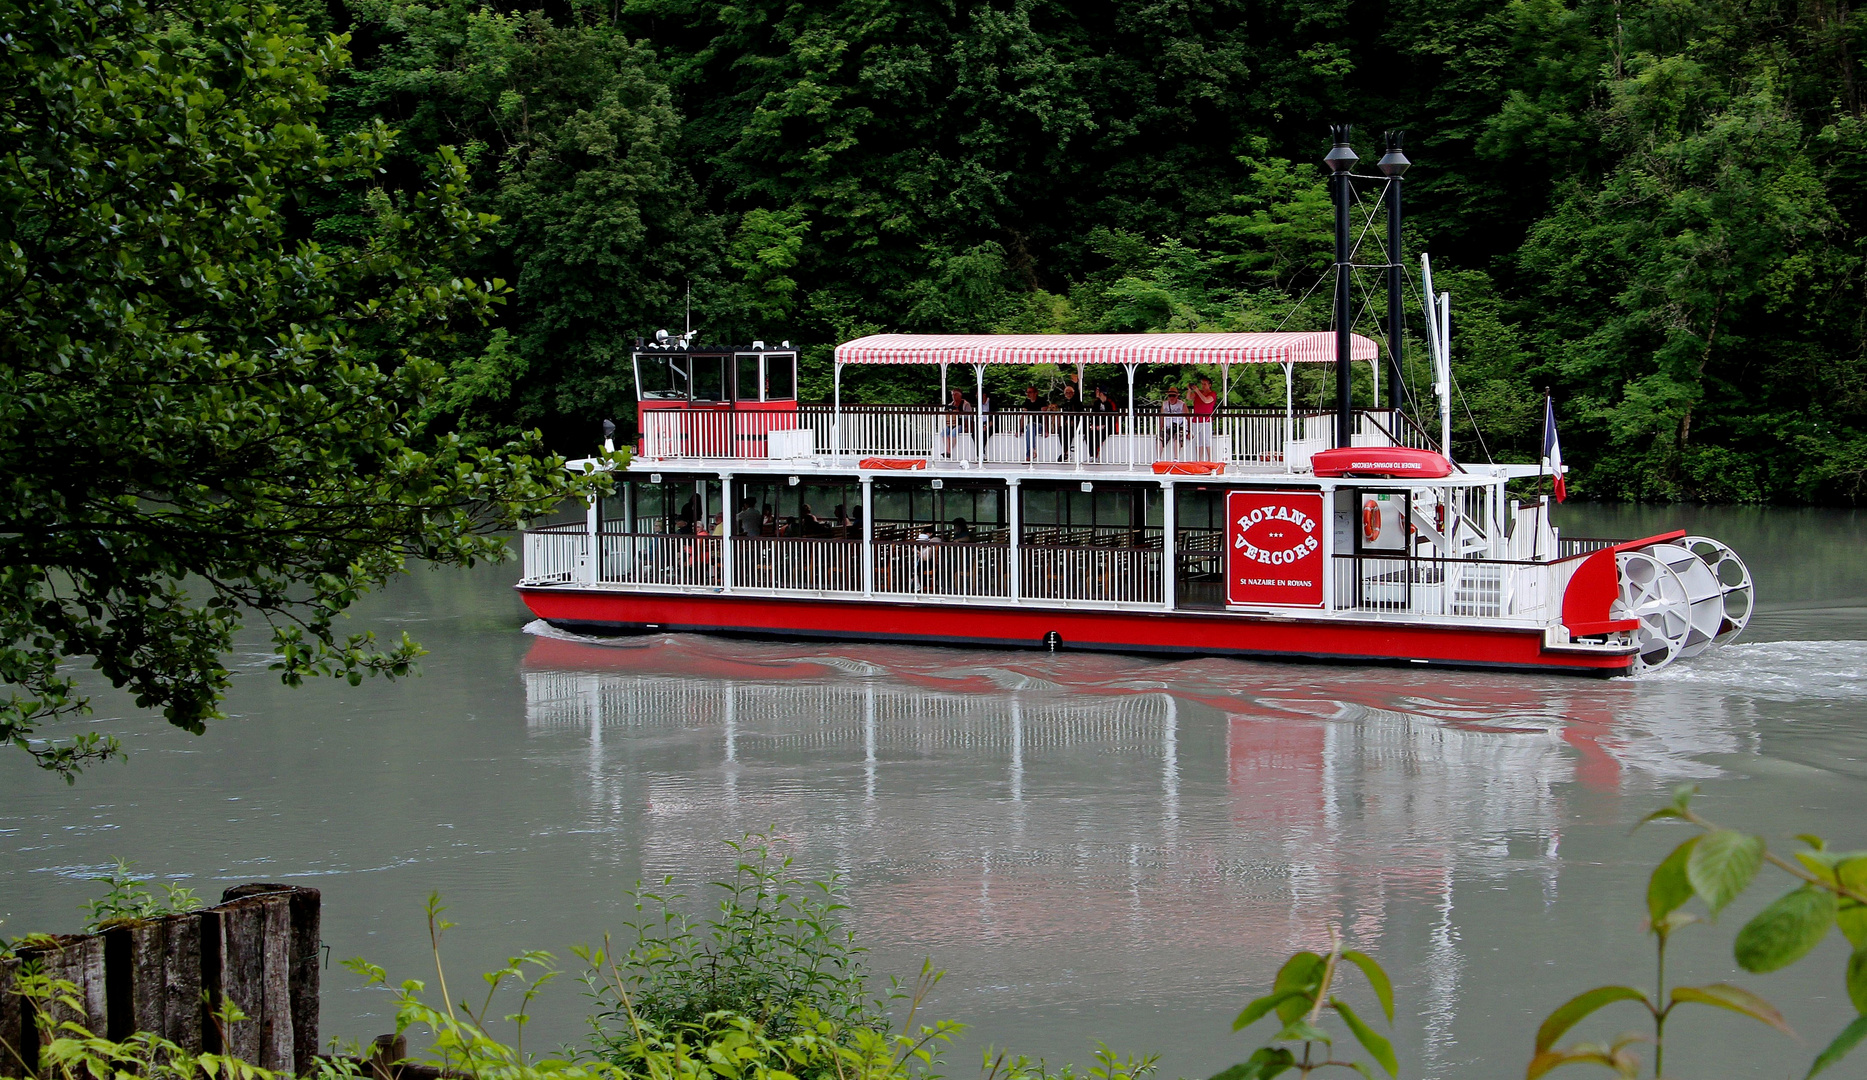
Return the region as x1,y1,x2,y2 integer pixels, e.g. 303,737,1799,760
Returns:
515,132,1752,676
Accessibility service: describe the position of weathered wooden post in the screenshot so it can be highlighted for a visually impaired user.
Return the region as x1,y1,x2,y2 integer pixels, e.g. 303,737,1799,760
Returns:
0,883,320,1078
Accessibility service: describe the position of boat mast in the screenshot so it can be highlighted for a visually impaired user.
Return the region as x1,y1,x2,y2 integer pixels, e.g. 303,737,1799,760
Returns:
1325,125,1358,448
1378,132,1410,412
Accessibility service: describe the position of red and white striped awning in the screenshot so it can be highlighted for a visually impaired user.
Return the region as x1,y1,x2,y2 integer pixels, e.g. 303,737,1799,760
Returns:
834,332,1380,366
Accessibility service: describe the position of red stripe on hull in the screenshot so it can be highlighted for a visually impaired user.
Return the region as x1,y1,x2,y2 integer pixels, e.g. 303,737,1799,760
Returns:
517,587,1634,676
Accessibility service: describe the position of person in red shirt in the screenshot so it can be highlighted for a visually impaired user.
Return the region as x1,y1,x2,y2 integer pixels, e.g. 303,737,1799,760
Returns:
1188,375,1219,460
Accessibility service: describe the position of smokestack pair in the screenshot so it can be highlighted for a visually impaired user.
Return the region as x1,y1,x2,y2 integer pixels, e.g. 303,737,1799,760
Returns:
1323,126,1410,447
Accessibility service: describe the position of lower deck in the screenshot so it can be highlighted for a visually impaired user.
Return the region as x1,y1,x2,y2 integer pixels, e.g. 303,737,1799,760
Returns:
518,464,1632,673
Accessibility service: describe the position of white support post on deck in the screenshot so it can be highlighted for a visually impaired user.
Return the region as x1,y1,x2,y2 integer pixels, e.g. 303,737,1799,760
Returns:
579,494,599,584
720,473,734,592
974,363,985,469
832,362,843,456
1007,477,1021,602
1282,361,1294,473
1160,478,1176,610
860,475,875,596
1124,363,1137,470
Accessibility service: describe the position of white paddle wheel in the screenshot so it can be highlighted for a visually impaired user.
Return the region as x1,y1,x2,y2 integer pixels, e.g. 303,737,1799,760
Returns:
1680,535,1755,645
1609,536,1755,673
1612,550,1691,673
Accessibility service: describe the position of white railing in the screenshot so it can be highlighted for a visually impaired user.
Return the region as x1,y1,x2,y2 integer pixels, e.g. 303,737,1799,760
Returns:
636,405,1445,467
522,525,585,584
733,537,863,592
1021,546,1163,604
601,533,722,587
1330,555,1557,621
639,408,804,460
872,542,1010,597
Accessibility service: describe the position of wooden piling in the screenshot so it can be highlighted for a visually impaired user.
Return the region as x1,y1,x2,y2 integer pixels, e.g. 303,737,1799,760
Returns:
0,883,321,1077
0,954,27,1078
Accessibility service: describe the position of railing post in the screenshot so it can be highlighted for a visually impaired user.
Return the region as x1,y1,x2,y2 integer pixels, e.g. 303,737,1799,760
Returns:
720,473,734,592
1160,479,1176,610
860,475,874,596
1007,478,1021,602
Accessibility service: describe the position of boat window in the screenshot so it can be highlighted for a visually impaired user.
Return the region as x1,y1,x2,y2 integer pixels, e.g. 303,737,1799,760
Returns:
871,479,1007,543
634,354,683,400
690,354,727,401
735,355,762,401
736,479,863,538
764,354,796,401
1020,482,1159,548
617,477,721,534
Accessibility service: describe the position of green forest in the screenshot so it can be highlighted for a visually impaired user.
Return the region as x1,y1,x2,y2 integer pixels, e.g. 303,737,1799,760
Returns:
293,0,1867,502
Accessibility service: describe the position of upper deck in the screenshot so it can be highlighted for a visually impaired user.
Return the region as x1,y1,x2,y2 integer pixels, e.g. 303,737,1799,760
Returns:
636,403,1447,477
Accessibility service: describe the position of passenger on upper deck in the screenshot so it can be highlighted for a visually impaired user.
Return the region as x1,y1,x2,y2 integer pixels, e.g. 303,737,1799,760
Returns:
1090,385,1118,458
1188,376,1217,459
799,503,831,538
942,389,972,458
950,517,975,542
1057,383,1085,459
1160,386,1188,458
1020,385,1046,461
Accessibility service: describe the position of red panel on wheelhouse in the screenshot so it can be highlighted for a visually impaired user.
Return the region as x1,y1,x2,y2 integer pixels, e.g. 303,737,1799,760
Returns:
1225,490,1326,608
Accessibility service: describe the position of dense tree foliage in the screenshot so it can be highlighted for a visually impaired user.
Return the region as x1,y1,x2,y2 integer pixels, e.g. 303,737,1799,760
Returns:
0,0,596,777
132,0,1867,500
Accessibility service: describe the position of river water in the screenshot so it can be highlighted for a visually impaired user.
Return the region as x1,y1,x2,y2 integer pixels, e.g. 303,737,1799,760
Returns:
3,506,1863,1079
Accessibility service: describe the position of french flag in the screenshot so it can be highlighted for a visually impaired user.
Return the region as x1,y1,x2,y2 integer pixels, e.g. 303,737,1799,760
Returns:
1543,397,1566,503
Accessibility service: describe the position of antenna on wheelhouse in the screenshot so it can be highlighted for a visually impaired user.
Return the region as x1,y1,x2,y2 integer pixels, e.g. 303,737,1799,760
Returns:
1377,131,1410,412
1324,125,1358,448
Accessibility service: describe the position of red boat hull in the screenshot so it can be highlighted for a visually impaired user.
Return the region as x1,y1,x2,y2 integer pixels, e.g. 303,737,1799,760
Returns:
516,587,1635,676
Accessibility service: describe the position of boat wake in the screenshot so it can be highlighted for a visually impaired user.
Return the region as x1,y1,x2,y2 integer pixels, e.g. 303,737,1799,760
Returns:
1628,638,1867,700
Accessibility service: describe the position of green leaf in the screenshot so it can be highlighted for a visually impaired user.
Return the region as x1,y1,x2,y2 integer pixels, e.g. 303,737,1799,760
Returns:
1637,784,1698,828
1271,952,1324,1023
1839,900,1867,950
1807,1015,1867,1078
1670,984,1792,1034
1331,997,1398,1076
1534,986,1651,1054
1275,1017,1331,1045
1207,1048,1295,1080
1273,952,1324,992
1527,1045,1639,1080
1648,836,1700,926
1234,990,1310,1032
1848,948,1867,1015
1339,951,1395,1023
1687,829,1766,915
1734,886,1838,973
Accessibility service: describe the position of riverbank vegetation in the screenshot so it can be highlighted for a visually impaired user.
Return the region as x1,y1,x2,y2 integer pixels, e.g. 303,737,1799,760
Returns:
0,0,608,777
300,0,1867,505
9,815,1864,1080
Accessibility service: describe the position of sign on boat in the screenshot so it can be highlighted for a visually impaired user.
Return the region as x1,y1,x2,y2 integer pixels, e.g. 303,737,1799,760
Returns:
516,130,1752,677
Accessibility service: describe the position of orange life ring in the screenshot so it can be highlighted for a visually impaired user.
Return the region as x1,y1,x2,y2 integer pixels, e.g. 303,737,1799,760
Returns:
1362,500,1381,544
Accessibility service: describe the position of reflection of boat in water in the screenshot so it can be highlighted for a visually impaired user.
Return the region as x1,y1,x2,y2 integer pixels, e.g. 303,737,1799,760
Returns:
515,135,1753,677
519,630,1762,1074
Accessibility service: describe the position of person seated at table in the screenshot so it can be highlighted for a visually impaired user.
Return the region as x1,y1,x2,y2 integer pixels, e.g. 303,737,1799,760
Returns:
950,516,975,542
798,502,831,537
761,504,777,536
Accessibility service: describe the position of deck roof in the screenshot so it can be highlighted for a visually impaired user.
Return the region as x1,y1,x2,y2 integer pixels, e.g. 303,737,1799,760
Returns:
834,332,1380,366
